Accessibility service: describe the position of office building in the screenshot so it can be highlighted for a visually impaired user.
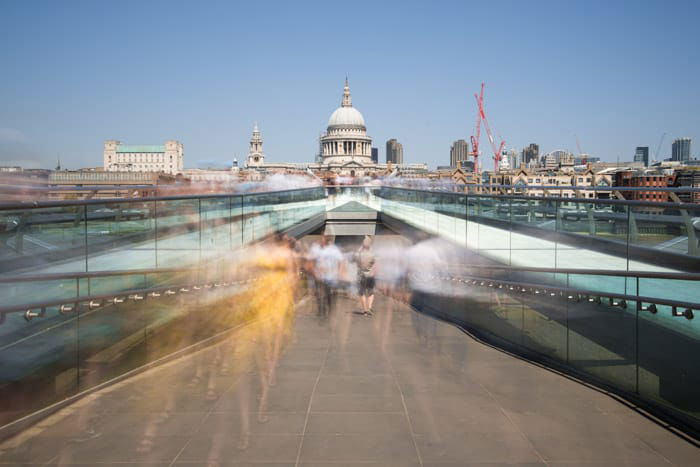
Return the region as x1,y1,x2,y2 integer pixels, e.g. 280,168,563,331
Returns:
672,138,691,162
48,171,169,199
450,139,469,168
371,147,378,163
521,144,539,167
542,153,557,170
501,149,518,171
541,150,573,169
674,168,700,203
104,140,184,175
386,138,404,164
634,147,649,167
614,170,674,210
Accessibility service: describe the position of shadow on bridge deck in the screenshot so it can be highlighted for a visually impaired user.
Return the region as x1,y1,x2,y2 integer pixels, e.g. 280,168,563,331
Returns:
1,293,697,466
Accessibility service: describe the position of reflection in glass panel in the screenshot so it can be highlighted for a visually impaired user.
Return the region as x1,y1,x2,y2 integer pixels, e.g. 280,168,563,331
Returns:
566,275,637,392
556,199,628,271
156,199,201,268
0,206,87,276
0,305,79,426
200,197,232,258
86,200,156,271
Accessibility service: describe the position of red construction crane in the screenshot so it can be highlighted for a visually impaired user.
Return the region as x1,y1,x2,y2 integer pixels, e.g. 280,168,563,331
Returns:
470,83,505,172
478,86,505,170
469,84,484,173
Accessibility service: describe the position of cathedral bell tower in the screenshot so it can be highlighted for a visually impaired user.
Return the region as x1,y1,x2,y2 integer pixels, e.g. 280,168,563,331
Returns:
246,122,265,168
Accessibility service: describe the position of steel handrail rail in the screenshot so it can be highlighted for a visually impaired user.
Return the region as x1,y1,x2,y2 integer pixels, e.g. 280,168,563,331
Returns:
379,186,700,210
383,183,700,193
448,274,700,313
467,184,700,193
0,185,158,191
4,264,700,285
380,184,700,193
2,184,698,210
0,186,325,211
454,265,700,281
0,266,205,283
4,272,696,318
0,278,251,316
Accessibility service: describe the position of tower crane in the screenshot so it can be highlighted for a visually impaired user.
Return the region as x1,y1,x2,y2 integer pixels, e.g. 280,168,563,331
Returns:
469,83,505,172
576,135,589,165
653,132,666,164
469,84,484,173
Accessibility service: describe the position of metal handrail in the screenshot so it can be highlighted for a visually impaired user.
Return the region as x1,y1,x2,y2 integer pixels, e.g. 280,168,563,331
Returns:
4,271,696,318
449,274,699,315
0,184,158,191
4,265,699,286
0,186,325,211
2,184,698,211
0,278,250,316
379,186,700,210
455,265,700,281
0,266,203,283
329,183,700,193
467,184,700,193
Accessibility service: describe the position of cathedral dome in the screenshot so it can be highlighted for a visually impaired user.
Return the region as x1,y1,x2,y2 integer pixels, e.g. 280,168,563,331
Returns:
328,106,365,128
326,78,366,130
320,79,373,169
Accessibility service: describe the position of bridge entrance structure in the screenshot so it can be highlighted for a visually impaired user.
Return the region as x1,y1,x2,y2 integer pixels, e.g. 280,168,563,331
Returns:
0,185,698,463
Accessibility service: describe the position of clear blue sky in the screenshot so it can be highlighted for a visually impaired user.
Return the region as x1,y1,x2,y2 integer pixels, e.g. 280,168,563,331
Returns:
1,0,698,171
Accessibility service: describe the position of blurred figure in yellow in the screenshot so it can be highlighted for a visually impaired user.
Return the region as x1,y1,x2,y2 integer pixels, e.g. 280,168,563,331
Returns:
254,234,298,388
230,233,298,449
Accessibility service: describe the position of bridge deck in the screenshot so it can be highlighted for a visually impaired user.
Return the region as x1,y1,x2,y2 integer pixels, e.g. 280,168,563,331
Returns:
1,294,697,465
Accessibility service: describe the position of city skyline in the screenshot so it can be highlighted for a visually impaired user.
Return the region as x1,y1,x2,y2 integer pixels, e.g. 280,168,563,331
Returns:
1,0,699,170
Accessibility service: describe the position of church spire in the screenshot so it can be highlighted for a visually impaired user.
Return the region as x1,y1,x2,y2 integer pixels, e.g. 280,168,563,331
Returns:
342,77,352,107
246,121,264,168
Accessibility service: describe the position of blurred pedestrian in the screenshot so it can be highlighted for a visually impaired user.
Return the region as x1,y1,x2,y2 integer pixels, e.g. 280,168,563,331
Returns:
355,236,376,316
406,234,446,345
310,235,344,318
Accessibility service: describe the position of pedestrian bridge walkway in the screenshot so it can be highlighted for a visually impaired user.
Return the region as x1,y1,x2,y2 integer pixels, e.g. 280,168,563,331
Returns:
1,293,696,465
2,185,700,463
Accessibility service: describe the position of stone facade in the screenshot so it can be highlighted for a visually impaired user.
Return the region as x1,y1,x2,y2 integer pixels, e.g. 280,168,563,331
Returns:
104,140,184,175
319,79,373,167
245,123,265,168
486,166,613,199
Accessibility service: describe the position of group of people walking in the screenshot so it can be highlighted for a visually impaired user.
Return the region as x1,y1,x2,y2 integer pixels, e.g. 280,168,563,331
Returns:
305,235,378,317
180,228,453,453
